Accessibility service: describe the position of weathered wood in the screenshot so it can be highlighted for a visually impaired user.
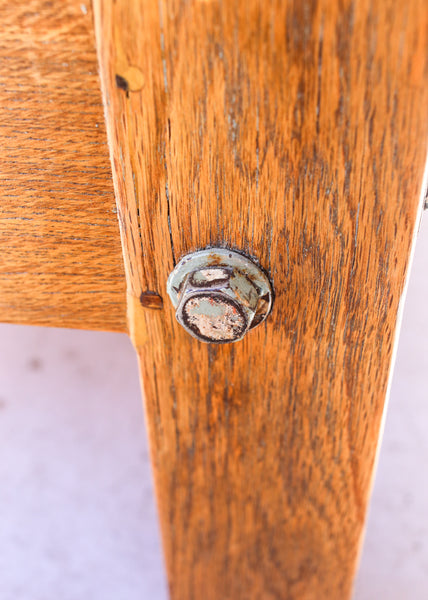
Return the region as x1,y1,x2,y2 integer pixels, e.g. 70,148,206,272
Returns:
0,0,126,332
94,0,428,598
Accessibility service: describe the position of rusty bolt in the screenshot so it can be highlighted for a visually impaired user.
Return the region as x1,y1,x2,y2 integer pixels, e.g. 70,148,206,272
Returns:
167,249,273,343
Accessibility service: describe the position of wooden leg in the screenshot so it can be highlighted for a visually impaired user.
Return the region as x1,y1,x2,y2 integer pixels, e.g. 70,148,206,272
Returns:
94,1,428,598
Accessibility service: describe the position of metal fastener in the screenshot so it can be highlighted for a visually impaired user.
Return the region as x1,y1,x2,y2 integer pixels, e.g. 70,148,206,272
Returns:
167,248,273,343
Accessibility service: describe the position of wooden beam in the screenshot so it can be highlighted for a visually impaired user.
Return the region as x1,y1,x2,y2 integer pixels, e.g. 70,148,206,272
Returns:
94,0,428,598
0,0,126,332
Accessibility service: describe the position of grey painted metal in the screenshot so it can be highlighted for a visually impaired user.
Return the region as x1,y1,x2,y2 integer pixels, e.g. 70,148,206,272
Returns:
167,249,273,343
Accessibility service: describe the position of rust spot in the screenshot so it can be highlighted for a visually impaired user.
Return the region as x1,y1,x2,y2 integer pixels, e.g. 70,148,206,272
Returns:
251,293,272,327
206,253,226,266
140,291,163,310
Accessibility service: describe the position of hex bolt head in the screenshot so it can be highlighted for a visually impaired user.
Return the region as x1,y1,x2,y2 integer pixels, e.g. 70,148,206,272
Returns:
167,249,273,344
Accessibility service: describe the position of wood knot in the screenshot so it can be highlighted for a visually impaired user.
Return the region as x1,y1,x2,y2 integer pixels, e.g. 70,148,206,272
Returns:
115,66,144,96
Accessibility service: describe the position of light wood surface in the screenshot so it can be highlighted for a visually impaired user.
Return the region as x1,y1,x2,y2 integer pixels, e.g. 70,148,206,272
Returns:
0,0,126,332
95,0,428,598
1,0,424,597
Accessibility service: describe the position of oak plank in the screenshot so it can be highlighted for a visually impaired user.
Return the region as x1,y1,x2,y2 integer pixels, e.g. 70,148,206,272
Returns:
94,0,428,598
0,0,126,331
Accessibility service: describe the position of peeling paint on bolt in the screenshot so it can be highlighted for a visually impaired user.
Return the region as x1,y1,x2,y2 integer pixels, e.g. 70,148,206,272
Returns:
167,249,273,343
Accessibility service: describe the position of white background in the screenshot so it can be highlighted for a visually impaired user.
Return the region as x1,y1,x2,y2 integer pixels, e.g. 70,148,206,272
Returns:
1,216,427,599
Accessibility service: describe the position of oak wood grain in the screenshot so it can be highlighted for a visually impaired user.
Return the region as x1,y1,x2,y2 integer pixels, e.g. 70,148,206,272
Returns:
0,0,126,331
94,0,428,598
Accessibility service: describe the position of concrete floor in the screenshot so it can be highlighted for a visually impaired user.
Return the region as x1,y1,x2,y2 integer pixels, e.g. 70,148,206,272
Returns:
0,216,427,599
